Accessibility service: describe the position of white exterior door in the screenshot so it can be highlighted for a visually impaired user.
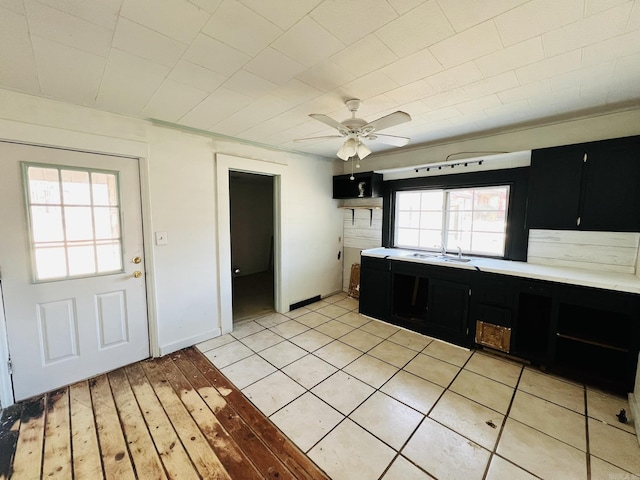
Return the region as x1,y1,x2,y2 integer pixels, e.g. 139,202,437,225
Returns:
0,142,149,401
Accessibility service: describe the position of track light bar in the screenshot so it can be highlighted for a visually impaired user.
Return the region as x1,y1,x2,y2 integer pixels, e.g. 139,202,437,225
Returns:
414,158,484,173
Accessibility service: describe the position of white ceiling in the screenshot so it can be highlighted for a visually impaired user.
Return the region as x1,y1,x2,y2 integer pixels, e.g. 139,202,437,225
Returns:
2,0,639,159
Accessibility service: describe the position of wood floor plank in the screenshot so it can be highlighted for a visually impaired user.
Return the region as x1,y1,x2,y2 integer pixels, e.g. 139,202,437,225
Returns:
42,388,72,479
125,363,200,480
0,404,22,480
108,369,168,480
140,359,232,480
184,348,330,480
91,375,136,480
70,381,103,479
10,396,45,480
157,354,263,480
171,351,296,480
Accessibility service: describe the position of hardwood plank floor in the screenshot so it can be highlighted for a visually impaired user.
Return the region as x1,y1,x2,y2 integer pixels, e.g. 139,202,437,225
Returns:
0,348,329,480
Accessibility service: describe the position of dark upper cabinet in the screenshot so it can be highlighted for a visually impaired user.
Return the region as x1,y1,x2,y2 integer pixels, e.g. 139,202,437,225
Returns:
333,172,382,199
527,135,640,231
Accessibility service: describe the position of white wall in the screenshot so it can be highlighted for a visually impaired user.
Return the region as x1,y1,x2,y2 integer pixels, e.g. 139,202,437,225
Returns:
0,89,343,361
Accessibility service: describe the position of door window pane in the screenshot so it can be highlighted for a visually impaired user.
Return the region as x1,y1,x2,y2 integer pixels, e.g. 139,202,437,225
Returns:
24,163,124,281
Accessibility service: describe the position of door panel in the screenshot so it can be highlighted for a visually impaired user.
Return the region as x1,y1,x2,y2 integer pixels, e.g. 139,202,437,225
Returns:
0,142,149,401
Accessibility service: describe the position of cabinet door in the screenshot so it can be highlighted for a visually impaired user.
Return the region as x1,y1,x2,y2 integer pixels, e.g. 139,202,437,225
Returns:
580,137,640,231
359,266,390,320
527,145,584,229
427,279,470,346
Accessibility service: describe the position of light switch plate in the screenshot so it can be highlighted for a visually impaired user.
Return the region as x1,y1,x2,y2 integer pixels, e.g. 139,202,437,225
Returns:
155,231,168,245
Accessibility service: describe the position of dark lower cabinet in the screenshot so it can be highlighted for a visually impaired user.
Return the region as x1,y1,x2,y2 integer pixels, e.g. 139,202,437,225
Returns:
360,254,640,393
359,256,391,321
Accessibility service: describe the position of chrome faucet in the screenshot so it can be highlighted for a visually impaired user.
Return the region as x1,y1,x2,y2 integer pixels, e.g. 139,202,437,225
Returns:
457,246,462,259
439,244,446,256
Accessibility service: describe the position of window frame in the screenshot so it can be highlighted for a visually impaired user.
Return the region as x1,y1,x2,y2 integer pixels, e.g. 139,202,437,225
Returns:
394,185,511,256
22,161,126,283
382,167,530,261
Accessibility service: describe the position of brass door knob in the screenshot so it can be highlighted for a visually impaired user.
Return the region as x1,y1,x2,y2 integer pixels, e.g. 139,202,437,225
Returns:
133,256,142,264
133,271,142,278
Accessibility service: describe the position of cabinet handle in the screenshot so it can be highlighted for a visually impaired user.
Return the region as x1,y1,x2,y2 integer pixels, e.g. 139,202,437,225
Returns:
577,216,581,226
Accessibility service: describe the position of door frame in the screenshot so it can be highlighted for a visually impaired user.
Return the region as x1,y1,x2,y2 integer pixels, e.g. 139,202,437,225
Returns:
0,125,159,408
216,154,287,334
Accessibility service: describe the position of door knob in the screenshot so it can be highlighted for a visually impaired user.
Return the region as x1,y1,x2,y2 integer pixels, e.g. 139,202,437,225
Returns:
133,271,142,278
133,256,142,264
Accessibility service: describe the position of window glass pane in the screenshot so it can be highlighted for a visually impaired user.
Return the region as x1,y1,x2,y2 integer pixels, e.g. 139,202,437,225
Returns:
396,228,419,246
420,191,443,210
25,163,124,281
473,210,506,232
419,211,442,228
471,232,505,256
398,211,420,228
92,173,118,206
64,206,94,241
397,191,421,211
94,207,120,239
474,188,506,210
35,246,67,279
96,242,122,272
61,170,91,205
418,230,442,249
68,244,96,276
28,167,60,204
448,190,473,209
447,210,472,232
31,206,64,242
446,231,472,251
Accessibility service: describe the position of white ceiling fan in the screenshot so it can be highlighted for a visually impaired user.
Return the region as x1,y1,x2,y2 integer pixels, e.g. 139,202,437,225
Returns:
295,99,412,161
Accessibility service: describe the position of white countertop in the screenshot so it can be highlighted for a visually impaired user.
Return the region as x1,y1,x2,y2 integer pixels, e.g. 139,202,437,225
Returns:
362,247,640,295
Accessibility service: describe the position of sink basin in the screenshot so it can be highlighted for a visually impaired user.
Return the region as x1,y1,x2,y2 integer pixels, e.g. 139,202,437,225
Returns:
409,252,473,263
410,252,440,259
443,256,472,263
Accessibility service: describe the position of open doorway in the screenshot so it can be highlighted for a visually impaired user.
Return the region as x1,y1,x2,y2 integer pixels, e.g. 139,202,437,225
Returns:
229,171,275,322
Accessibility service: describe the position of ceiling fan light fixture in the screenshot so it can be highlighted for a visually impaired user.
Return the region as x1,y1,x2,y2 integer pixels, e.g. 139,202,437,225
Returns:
357,141,371,159
336,145,350,161
343,137,358,156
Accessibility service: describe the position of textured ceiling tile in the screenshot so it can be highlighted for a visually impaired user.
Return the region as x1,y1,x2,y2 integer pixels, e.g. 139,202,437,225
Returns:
342,71,399,101
168,60,227,92
310,0,398,45
202,0,282,56
376,1,454,57
475,37,545,77
178,87,253,130
386,80,437,104
120,0,210,44
516,49,582,85
382,48,443,86
96,49,170,115
439,0,529,32
424,62,484,94
550,61,615,92
272,17,344,67
271,78,323,104
0,0,25,14
217,94,292,130
582,28,640,66
456,94,503,114
613,51,640,77
421,87,471,109
497,79,551,103
35,0,123,29
183,34,250,76
113,18,187,67
222,70,278,98
238,0,321,30
494,0,584,46
141,79,209,122
295,60,355,91
542,2,633,57
189,0,222,14
585,0,628,16
0,7,40,92
430,20,503,68
331,35,398,77
387,0,427,15
24,0,113,57
462,71,520,98
628,0,640,30
243,47,307,85
32,36,105,104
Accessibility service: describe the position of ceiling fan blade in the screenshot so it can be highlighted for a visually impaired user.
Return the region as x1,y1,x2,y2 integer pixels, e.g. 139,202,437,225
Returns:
294,135,344,143
367,133,410,147
309,113,348,134
362,111,411,133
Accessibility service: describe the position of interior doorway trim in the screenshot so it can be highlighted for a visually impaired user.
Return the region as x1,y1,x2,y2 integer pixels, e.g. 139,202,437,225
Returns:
215,154,287,334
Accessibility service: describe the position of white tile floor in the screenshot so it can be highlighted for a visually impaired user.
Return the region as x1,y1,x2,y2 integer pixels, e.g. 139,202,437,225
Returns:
197,293,640,480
